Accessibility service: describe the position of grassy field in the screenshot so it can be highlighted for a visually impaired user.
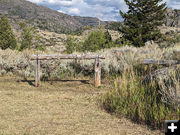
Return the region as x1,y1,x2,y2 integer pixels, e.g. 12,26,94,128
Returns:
0,76,163,135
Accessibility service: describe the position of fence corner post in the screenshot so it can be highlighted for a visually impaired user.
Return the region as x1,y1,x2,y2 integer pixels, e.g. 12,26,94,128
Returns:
94,57,101,87
74,55,78,65
35,54,40,87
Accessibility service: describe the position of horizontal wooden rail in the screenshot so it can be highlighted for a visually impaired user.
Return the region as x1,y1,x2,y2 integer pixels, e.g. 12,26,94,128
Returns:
31,54,105,87
31,54,105,60
141,59,180,65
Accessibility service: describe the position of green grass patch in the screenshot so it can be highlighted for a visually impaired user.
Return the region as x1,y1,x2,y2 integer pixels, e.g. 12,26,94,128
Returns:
101,69,180,129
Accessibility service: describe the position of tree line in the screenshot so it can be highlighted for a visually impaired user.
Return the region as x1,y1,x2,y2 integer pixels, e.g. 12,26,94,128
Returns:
0,15,45,51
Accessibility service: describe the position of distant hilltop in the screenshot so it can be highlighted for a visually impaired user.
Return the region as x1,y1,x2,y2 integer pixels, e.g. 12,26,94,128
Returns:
0,0,180,34
0,0,106,34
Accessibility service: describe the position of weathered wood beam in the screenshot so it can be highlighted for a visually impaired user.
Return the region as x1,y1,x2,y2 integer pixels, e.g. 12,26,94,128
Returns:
31,54,105,60
94,58,101,87
35,55,40,87
53,60,56,69
141,59,180,65
74,58,78,65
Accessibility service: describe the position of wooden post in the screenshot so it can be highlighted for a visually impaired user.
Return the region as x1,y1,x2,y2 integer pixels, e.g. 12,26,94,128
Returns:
35,55,40,87
94,57,101,87
74,55,78,66
74,58,78,65
53,60,56,69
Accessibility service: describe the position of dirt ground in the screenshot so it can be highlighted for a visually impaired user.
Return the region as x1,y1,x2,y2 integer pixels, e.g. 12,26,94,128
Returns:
0,76,163,135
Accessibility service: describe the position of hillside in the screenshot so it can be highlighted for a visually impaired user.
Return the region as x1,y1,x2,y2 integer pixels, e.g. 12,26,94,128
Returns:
0,0,180,34
0,0,105,34
165,8,180,27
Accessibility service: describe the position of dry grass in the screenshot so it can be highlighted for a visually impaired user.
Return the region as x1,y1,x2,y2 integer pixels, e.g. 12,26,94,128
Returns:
0,76,162,135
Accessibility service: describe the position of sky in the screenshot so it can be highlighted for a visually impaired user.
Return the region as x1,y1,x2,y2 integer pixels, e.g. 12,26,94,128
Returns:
27,0,180,21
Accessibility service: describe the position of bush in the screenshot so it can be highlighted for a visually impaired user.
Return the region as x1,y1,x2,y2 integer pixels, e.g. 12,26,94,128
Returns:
158,32,180,48
101,69,180,128
105,22,122,31
66,36,82,54
66,28,126,53
0,43,173,81
82,28,112,52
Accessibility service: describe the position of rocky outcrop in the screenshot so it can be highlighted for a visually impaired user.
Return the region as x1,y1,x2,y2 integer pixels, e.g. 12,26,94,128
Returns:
165,8,180,27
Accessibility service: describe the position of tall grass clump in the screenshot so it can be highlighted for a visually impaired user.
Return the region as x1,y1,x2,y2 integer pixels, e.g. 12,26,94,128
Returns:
102,68,180,129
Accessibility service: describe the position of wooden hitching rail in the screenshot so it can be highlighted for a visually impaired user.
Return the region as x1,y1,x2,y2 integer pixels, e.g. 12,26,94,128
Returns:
31,54,105,87
141,59,180,65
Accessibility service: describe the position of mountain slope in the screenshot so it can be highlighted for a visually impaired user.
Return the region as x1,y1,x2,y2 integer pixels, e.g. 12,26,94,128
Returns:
0,0,105,33
165,8,180,27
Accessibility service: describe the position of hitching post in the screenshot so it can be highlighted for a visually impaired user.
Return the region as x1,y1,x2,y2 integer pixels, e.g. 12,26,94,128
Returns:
35,54,40,87
94,56,101,87
74,55,78,65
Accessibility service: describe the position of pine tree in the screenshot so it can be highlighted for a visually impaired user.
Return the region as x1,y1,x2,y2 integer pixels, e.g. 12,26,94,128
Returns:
120,0,167,47
0,15,17,50
19,22,34,51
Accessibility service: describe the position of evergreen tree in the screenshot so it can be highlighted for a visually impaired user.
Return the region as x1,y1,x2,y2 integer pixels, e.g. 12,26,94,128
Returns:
120,0,167,47
0,15,17,50
19,22,46,51
19,22,34,51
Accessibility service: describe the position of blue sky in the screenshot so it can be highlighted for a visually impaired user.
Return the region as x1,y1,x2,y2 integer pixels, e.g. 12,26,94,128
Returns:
27,0,180,21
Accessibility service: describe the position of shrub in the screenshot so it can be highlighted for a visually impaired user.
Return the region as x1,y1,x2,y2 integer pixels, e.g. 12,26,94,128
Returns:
65,28,125,53
35,44,46,51
82,28,111,52
101,69,180,128
0,43,173,81
105,22,122,31
66,36,83,54
159,32,180,48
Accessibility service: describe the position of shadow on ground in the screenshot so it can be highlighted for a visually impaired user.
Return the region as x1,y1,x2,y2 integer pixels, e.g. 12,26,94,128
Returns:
20,79,90,86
